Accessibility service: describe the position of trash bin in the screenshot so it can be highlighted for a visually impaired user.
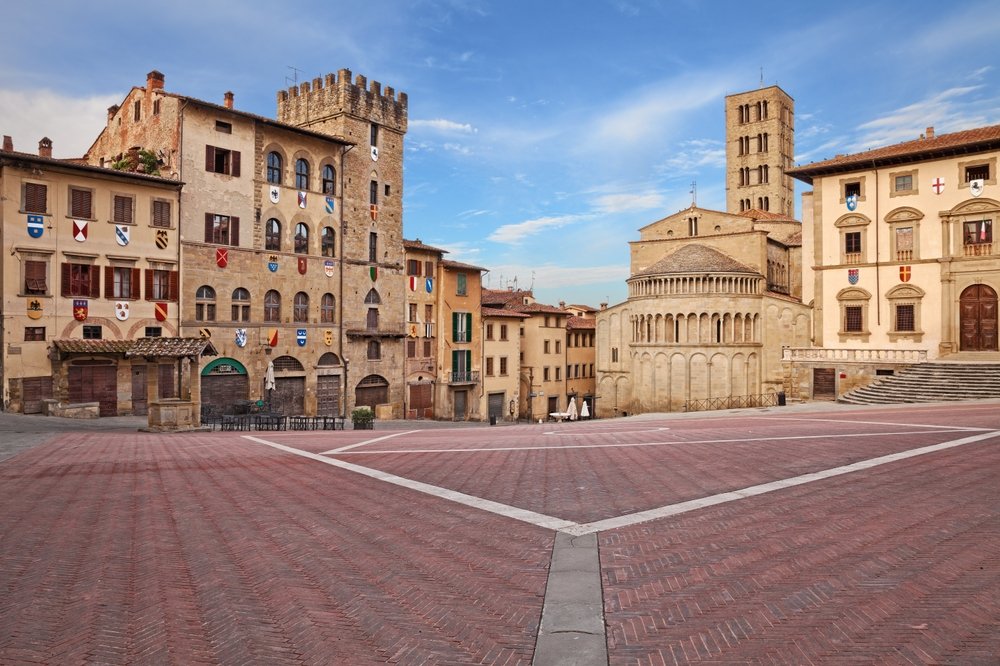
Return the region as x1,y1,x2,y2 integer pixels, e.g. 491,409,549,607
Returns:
489,414,497,426
777,391,786,406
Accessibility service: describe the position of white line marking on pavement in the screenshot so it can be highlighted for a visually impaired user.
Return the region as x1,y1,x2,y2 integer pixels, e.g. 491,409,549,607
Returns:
543,427,670,436
245,435,577,532
321,430,418,455
762,416,989,431
328,428,976,455
561,430,1000,536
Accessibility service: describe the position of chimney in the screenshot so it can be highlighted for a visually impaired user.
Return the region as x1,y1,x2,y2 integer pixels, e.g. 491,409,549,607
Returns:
107,104,119,121
2,135,12,152
559,300,566,309
38,137,52,158
926,126,935,139
224,91,234,109
600,302,608,310
146,70,165,91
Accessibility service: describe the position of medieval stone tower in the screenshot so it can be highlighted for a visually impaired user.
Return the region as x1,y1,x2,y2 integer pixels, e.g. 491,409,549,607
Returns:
277,70,408,416
724,85,794,217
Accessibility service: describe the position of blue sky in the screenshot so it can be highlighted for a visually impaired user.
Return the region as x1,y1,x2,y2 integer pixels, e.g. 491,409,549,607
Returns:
3,1,999,307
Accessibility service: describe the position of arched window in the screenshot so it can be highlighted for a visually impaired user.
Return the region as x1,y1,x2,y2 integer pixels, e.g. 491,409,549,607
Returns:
264,290,281,322
265,218,281,251
321,226,335,257
295,158,309,190
318,352,340,367
322,165,335,194
293,292,309,322
364,288,381,304
266,152,282,184
294,223,309,254
367,340,381,360
321,293,335,323
195,285,216,321
231,287,250,322
763,196,770,211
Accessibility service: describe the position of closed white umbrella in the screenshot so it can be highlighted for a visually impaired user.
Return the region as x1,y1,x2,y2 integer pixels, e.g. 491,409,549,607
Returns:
580,400,590,419
567,396,578,421
264,361,276,391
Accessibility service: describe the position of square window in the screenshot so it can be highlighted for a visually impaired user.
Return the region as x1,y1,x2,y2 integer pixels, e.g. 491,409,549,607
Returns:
69,187,93,219
113,194,134,224
845,305,863,332
145,327,162,337
845,231,862,254
964,220,992,245
23,182,47,213
215,120,232,134
966,164,990,182
82,325,102,339
895,304,915,332
24,326,45,341
844,181,862,198
24,260,47,295
152,200,171,228
894,174,912,192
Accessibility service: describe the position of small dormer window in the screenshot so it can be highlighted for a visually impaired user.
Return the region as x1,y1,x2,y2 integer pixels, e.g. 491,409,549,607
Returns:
215,120,232,134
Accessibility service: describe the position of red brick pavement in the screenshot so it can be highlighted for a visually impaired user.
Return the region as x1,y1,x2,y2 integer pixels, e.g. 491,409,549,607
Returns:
0,433,552,665
320,418,983,523
601,438,1000,664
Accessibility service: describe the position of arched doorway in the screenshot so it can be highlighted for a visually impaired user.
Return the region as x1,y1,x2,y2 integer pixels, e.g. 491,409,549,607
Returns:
960,284,998,351
201,358,249,411
271,355,306,414
355,374,389,410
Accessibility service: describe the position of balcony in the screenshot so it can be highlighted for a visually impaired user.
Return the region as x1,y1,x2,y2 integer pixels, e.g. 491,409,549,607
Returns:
448,371,480,385
963,242,993,257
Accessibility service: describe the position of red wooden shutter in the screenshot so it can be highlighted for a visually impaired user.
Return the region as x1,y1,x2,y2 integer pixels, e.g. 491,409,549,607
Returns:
132,268,141,299
168,271,179,301
89,265,100,297
104,266,115,299
24,183,47,213
231,151,241,177
145,269,153,301
61,263,71,297
205,145,215,172
231,216,239,246
205,213,213,242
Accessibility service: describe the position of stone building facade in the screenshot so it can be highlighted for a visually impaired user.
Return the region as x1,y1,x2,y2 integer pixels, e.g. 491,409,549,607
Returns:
86,69,407,418
402,239,442,419
563,304,597,416
725,85,795,217
595,207,811,416
482,306,527,423
785,124,1000,399
1,138,183,415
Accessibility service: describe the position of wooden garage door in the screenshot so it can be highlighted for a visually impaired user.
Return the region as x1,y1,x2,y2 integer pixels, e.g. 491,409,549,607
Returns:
408,383,433,419
356,375,389,410
69,363,118,416
202,374,249,411
274,377,305,415
22,376,53,414
813,367,836,399
488,392,505,420
316,375,341,416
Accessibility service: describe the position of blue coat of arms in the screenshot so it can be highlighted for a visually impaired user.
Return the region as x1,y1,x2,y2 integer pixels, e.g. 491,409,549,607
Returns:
235,328,247,348
846,194,858,211
848,269,859,285
296,329,307,346
27,215,44,239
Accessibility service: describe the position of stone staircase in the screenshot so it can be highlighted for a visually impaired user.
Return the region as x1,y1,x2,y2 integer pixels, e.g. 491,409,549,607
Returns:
839,361,1000,404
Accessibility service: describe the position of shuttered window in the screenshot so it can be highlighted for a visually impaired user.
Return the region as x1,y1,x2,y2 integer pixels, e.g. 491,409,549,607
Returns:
23,182,47,213
25,260,47,294
69,187,93,218
452,312,473,342
205,145,241,176
152,199,171,228
113,195,134,224
204,213,240,246
61,263,100,297
145,269,178,301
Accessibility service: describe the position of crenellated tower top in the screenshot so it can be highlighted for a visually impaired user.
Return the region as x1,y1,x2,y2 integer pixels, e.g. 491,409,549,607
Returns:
276,68,407,134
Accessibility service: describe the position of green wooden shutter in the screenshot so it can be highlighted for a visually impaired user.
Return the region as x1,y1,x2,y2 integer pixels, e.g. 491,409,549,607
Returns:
452,311,459,342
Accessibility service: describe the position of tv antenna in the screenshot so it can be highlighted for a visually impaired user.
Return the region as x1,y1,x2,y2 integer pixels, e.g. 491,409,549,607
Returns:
690,180,697,207
285,66,303,88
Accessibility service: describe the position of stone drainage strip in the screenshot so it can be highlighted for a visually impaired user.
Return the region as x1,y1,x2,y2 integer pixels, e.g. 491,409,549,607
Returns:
244,429,1000,665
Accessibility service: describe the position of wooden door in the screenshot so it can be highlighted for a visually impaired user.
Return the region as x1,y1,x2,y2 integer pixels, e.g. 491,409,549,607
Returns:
960,284,999,351
131,366,147,416
274,377,305,415
813,367,836,399
69,364,118,416
488,393,504,421
408,383,432,419
21,377,53,414
316,375,341,416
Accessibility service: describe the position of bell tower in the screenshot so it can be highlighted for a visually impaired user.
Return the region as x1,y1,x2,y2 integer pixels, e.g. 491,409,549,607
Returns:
724,85,794,216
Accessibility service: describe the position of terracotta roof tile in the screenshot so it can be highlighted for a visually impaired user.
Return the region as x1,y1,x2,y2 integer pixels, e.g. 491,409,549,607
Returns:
128,337,210,357
403,238,448,254
53,339,133,354
634,244,758,277
788,123,1000,183
737,208,797,222
441,258,488,272
482,288,533,306
567,316,596,330
482,306,530,319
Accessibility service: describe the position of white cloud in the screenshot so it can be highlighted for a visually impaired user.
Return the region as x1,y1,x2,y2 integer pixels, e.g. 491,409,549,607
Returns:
0,88,122,157
442,142,472,155
657,138,726,172
591,191,666,213
488,214,587,244
409,118,478,134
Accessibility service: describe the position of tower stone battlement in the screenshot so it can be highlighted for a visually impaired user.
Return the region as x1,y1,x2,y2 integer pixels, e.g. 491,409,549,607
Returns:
276,69,407,133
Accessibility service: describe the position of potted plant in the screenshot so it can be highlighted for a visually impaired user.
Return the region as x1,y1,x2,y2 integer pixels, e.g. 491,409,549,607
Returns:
351,407,375,430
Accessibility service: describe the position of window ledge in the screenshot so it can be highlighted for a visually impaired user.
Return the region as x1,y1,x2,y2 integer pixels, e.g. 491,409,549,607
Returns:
888,331,924,342
838,332,871,343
